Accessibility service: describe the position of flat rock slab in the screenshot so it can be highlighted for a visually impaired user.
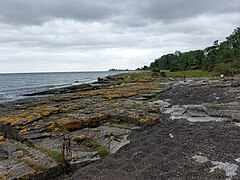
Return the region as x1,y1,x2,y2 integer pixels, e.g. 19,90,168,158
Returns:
0,139,58,179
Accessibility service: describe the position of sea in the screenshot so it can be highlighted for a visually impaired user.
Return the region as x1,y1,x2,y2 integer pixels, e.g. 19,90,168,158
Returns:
0,71,127,104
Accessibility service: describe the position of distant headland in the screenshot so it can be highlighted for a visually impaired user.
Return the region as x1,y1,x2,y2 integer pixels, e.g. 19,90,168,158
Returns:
108,68,132,71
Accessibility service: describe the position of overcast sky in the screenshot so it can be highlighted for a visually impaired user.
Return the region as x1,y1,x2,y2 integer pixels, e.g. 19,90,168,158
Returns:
0,0,239,73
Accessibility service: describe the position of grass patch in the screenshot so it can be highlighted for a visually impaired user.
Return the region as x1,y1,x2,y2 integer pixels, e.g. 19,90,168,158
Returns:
85,142,110,156
166,70,216,78
127,72,152,80
204,103,220,110
35,146,65,164
116,72,152,84
97,145,110,156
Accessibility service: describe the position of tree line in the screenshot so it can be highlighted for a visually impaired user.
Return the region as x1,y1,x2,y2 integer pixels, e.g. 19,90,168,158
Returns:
141,27,240,75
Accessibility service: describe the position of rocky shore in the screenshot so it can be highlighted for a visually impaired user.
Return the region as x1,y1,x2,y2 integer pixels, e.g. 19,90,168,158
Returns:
0,72,240,180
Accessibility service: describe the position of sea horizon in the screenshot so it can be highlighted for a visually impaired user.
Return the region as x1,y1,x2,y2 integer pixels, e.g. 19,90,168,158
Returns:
0,71,128,104
0,70,133,75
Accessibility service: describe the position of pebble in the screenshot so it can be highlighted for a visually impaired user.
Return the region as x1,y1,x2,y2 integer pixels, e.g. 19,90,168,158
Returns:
169,133,174,138
131,126,141,131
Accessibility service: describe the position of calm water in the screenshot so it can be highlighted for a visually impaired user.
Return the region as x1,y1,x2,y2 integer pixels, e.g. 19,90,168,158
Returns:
0,71,126,104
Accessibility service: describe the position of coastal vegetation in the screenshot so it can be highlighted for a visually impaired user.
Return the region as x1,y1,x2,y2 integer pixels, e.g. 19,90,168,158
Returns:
204,103,220,110
141,28,240,76
86,142,110,156
36,146,65,164
166,70,216,78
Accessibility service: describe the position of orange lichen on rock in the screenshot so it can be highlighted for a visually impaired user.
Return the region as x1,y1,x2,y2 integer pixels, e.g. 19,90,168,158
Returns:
0,74,161,140
23,113,43,125
139,119,154,125
149,107,159,113
59,119,82,131
61,103,79,112
0,171,10,179
47,121,57,131
50,107,61,114
35,105,47,110
82,116,101,127
129,114,141,119
0,136,5,144
0,116,11,124
19,128,28,134
42,111,51,117
140,114,160,125
0,111,44,126
73,133,92,143
58,114,110,130
73,82,158,100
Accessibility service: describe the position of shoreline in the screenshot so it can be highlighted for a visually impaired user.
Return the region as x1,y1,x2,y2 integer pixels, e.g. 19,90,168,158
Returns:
0,71,133,105
0,72,240,179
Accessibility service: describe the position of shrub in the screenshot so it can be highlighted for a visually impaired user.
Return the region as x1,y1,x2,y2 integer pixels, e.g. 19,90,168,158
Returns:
85,142,110,156
159,71,166,77
214,59,240,76
97,145,110,156
36,147,65,164
214,63,232,76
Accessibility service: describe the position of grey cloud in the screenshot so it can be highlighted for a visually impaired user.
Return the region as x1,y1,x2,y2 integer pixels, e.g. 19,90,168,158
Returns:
136,0,239,23
0,0,116,25
0,0,239,72
0,0,238,25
